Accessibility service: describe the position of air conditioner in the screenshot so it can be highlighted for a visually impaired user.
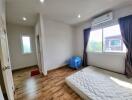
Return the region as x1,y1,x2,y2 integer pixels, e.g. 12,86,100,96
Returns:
92,12,113,26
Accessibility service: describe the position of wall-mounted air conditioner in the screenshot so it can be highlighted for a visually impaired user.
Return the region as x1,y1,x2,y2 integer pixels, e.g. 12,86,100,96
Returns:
92,12,113,26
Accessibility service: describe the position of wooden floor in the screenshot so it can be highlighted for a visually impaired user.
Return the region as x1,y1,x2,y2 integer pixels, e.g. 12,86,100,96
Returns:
13,66,82,100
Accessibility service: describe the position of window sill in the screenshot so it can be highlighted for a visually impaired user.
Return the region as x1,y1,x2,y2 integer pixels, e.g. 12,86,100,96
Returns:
87,51,126,56
22,52,32,55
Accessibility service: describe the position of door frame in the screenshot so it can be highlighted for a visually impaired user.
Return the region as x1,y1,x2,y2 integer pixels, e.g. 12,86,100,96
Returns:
35,34,42,71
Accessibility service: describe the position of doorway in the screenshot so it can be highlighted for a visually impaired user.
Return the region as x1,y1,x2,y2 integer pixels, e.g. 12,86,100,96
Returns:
6,24,41,100
36,35,42,71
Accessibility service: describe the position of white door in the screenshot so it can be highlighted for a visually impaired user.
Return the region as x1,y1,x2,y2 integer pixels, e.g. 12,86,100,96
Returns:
0,31,14,100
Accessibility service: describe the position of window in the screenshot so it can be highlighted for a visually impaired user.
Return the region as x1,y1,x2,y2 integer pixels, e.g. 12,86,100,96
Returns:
22,36,32,54
103,25,126,52
88,25,126,53
88,29,102,52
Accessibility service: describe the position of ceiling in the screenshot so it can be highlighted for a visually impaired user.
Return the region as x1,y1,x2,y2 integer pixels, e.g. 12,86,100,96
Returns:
6,0,132,26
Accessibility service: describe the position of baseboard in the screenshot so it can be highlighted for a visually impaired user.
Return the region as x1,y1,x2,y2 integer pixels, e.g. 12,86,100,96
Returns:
12,65,38,72
47,64,68,72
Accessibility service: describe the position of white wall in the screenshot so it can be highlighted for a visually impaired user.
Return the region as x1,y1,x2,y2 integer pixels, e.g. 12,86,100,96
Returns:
35,16,74,74
7,24,37,70
0,0,5,18
42,18,74,71
36,16,74,73
74,5,132,74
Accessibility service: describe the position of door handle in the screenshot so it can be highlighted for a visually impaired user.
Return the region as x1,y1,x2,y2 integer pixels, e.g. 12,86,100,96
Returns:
2,66,11,71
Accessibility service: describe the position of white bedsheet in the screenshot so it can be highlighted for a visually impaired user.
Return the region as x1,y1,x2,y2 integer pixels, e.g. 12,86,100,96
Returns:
65,66,132,100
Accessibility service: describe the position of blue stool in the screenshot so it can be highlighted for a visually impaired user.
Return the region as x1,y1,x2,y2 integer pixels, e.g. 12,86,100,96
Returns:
68,56,82,69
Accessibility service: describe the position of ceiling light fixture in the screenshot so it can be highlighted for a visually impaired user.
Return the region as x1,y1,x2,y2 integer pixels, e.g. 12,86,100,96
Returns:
22,17,27,21
40,0,45,3
78,14,81,18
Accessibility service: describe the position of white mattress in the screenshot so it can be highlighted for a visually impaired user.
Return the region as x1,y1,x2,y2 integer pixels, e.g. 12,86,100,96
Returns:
65,66,132,100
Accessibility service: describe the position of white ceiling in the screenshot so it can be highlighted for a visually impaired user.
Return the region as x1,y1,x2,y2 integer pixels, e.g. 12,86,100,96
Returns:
6,0,132,26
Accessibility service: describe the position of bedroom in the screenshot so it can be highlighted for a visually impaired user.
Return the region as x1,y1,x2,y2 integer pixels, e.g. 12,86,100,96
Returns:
0,0,132,100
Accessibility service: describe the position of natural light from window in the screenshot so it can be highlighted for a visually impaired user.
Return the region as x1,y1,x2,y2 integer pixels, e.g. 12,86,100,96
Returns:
88,24,126,53
103,25,126,52
88,29,102,52
110,77,132,89
22,36,32,54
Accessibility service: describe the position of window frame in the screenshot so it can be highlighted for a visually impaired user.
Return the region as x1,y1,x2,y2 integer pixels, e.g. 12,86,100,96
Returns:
88,24,126,54
21,34,32,55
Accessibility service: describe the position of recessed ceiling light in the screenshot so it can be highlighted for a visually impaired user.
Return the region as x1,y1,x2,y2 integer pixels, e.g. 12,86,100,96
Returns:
78,14,81,18
22,17,27,21
40,0,44,3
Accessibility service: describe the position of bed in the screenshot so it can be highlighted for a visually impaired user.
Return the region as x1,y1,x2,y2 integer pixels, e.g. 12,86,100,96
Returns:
65,66,132,100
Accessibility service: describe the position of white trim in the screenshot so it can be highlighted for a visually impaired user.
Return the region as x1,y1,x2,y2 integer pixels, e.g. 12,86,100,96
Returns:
47,64,67,71
87,51,126,56
39,13,47,75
